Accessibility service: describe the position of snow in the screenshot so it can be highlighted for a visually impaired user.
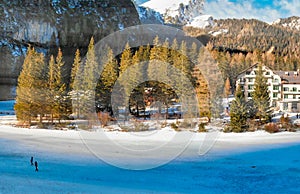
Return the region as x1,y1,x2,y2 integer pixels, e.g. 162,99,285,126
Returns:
186,15,215,28
1,114,300,193
271,18,300,30
272,18,281,25
209,29,229,36
141,0,190,17
1,99,300,192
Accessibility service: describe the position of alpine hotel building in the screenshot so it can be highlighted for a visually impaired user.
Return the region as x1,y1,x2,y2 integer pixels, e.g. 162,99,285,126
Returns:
236,64,300,112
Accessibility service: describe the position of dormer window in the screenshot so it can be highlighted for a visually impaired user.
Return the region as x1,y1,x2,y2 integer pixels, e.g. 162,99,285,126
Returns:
285,72,289,76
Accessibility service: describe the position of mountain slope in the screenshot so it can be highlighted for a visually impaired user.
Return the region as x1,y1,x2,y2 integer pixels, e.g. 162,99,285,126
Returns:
139,0,204,25
272,16,300,30
0,0,140,100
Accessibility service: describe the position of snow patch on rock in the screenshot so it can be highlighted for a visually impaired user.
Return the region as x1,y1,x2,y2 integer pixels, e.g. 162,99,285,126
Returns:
186,15,214,28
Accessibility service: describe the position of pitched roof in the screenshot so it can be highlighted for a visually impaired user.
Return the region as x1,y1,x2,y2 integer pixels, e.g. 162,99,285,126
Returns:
274,70,300,84
237,63,273,75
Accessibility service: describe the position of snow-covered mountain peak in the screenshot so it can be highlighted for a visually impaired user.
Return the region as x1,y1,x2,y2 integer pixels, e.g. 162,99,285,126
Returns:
271,16,300,30
141,0,190,16
139,0,204,25
186,15,215,29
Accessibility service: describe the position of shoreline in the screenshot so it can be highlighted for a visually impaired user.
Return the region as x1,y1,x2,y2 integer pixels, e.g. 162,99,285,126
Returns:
1,124,300,193
1,124,300,163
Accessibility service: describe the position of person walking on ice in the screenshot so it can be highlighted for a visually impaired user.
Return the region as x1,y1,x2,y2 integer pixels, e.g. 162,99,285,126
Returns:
34,161,38,172
30,156,33,166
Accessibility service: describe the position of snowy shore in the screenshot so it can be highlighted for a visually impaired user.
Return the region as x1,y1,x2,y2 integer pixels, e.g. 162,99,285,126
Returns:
1,117,300,193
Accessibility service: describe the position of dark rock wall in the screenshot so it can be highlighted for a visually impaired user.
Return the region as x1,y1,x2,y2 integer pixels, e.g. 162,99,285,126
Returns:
0,0,140,100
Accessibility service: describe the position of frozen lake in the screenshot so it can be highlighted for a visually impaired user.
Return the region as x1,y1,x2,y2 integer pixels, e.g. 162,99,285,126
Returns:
1,137,300,193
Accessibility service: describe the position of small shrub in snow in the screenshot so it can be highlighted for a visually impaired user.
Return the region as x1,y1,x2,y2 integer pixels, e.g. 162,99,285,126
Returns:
133,122,149,131
98,112,110,127
264,123,279,133
198,123,207,132
160,121,167,128
247,120,259,132
223,125,231,133
119,121,149,132
279,114,293,131
170,122,180,131
37,123,49,129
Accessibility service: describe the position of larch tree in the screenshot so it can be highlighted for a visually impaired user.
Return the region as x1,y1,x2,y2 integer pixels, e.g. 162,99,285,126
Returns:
148,36,162,80
129,49,145,116
69,49,83,118
47,55,56,122
97,46,118,113
31,51,47,123
56,48,68,120
118,42,132,120
15,46,47,124
15,46,35,124
224,77,231,99
119,42,132,75
70,49,81,90
148,37,172,113
82,37,98,116
48,48,67,122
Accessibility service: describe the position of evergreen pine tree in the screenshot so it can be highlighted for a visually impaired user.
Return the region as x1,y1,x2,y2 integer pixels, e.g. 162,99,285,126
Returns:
252,64,272,123
229,85,249,132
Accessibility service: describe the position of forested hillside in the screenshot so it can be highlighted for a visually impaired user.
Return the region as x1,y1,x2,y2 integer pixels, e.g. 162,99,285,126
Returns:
184,16,300,89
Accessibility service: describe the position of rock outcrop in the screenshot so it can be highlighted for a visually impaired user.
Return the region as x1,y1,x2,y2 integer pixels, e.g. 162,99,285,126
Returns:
0,0,140,100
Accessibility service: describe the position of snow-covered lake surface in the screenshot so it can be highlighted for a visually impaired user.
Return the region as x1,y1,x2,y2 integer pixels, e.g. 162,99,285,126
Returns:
1,118,300,193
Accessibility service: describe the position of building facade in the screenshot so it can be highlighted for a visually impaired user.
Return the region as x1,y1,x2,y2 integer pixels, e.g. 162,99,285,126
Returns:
236,64,300,112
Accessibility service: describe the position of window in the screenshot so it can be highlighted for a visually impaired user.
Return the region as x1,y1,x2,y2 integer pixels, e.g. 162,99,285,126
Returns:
273,85,279,90
292,102,298,110
248,93,252,97
248,85,254,90
294,95,297,99
284,94,289,99
248,78,254,82
273,78,279,83
265,71,270,75
293,87,297,92
283,103,288,110
273,93,278,98
283,87,289,91
121,8,127,13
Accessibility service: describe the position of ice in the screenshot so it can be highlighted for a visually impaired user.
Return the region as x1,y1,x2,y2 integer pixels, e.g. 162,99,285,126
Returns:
0,120,300,193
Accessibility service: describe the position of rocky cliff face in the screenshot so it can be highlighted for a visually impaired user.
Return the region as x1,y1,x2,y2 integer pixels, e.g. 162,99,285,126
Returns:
0,0,140,100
